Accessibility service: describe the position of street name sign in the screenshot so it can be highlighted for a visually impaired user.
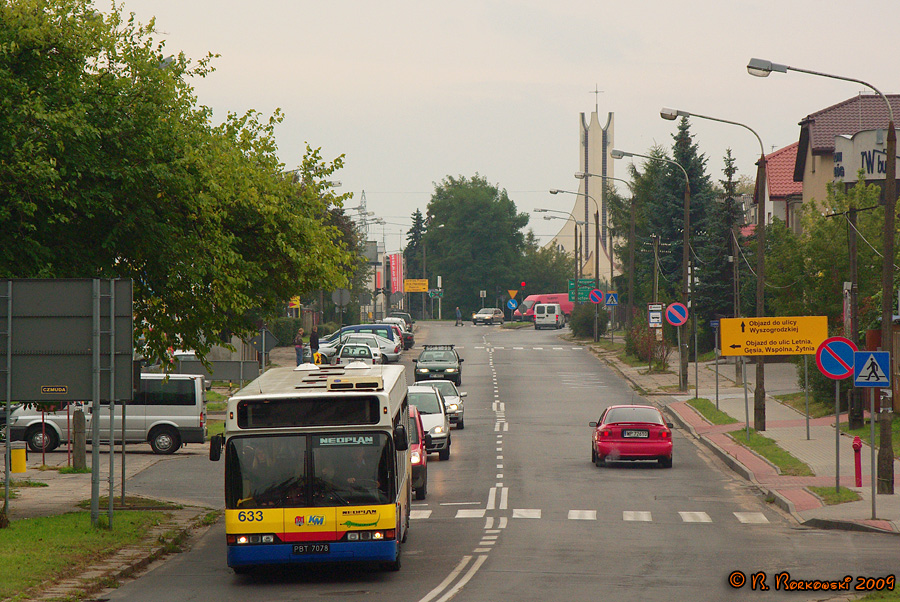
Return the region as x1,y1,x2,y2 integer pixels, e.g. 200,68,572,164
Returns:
720,315,828,357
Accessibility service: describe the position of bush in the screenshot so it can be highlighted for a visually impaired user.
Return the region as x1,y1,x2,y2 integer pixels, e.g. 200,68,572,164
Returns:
568,303,608,339
625,309,671,371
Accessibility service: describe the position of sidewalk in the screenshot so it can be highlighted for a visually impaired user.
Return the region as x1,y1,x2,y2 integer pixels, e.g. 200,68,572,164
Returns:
598,350,900,534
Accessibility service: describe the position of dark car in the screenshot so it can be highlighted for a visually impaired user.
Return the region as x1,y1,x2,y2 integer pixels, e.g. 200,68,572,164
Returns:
413,344,463,386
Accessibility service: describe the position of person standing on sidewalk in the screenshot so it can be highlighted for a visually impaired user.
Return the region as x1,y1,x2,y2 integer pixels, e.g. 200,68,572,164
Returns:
293,328,305,366
309,326,320,363
455,307,462,326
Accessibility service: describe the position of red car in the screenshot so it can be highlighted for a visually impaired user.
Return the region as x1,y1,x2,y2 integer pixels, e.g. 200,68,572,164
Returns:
409,406,429,499
590,405,673,468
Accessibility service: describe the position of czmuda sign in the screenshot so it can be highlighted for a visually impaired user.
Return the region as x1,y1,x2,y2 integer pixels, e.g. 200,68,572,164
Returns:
833,129,900,183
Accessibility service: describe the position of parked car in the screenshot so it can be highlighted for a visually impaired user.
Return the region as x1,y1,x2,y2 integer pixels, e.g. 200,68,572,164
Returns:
380,317,414,349
389,311,415,331
409,405,429,499
473,307,504,325
319,330,400,363
589,404,673,468
413,344,463,386
331,343,378,366
407,385,451,461
422,379,466,429
8,373,207,454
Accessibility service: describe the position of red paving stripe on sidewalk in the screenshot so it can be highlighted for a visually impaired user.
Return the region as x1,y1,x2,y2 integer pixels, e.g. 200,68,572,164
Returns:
775,487,823,512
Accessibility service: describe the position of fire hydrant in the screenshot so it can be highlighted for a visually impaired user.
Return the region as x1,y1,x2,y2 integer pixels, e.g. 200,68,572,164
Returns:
852,436,863,487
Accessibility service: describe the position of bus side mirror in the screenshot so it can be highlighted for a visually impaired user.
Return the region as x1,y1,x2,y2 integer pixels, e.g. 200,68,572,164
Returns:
393,424,409,451
209,434,223,461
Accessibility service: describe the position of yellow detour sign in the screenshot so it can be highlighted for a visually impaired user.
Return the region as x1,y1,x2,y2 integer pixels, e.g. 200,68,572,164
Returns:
405,279,428,293
720,316,828,356
508,289,518,300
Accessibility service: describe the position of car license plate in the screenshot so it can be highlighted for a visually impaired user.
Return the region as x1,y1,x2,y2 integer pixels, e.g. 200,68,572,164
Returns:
292,544,330,555
429,373,442,378
623,430,649,438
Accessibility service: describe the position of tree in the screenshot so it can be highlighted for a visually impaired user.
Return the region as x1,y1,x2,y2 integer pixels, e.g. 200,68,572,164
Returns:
0,0,354,364
403,209,426,317
423,175,529,316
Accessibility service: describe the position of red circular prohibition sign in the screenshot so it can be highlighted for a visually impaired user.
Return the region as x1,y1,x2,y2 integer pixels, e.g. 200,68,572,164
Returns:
815,336,858,380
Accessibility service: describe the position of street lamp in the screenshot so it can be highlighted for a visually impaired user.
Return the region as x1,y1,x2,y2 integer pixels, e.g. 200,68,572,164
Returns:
575,171,636,331
660,106,767,419
551,189,602,342
748,58,895,495
611,148,691,392
538,209,585,307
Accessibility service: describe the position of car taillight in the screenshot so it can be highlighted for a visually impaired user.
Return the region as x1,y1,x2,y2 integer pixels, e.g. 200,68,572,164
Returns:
659,430,670,439
394,344,400,353
200,412,205,428
598,429,611,438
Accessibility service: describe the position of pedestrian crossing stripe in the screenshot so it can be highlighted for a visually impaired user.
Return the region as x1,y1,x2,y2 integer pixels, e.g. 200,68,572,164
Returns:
411,509,771,524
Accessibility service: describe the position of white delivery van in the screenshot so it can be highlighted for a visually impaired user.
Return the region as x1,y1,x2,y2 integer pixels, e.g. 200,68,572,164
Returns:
8,373,207,454
534,303,565,330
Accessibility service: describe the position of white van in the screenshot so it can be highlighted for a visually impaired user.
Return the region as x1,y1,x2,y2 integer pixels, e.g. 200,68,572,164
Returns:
8,373,207,454
534,303,566,330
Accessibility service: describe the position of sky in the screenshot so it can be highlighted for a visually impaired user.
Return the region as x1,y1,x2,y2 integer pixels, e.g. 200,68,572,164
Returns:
116,0,900,254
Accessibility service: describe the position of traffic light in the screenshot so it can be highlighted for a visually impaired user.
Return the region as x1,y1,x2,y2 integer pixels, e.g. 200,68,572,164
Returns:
520,281,526,287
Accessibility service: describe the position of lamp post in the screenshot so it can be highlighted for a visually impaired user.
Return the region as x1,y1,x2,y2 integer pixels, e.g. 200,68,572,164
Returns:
551,189,602,341
537,209,585,307
660,107,768,422
575,172,635,332
748,58,895,495
611,149,691,392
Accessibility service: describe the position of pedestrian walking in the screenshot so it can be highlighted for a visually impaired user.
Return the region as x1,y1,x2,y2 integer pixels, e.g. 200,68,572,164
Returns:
293,328,305,366
455,306,462,326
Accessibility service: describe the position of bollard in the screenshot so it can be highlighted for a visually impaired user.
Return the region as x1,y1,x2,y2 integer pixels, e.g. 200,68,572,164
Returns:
10,443,27,473
852,436,863,488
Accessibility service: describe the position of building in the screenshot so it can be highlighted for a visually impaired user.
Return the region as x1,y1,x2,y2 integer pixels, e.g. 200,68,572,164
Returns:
765,142,803,233
793,93,900,207
545,109,616,287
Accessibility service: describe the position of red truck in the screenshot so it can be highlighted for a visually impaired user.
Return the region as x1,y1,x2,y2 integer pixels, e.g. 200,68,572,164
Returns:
513,293,574,321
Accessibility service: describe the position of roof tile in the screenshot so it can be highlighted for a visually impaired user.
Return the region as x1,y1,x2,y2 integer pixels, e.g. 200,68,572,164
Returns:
805,94,900,153
766,142,802,198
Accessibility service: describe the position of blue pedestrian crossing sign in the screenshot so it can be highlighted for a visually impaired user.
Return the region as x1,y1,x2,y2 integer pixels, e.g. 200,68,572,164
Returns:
853,351,890,388
605,292,618,306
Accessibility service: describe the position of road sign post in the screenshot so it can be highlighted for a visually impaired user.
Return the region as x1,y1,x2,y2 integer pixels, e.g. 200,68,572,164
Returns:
665,303,689,392
816,336,859,494
852,350,890,519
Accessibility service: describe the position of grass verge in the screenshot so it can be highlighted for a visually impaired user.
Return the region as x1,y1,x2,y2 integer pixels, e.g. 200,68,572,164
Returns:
686,398,739,426
207,419,224,438
859,591,900,601
807,485,862,505
774,391,834,418
726,428,814,476
842,417,900,459
0,510,165,601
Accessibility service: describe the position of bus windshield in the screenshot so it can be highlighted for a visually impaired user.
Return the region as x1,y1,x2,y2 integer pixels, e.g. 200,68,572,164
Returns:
225,433,393,509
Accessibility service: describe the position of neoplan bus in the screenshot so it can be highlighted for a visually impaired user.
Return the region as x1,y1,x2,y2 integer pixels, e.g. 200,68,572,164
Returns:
209,362,411,573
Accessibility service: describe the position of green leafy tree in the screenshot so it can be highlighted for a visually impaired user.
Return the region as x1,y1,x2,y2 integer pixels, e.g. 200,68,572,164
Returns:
0,0,353,364
519,231,572,297
423,175,529,317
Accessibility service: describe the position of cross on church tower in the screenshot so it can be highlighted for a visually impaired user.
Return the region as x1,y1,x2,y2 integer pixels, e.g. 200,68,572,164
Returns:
590,84,604,114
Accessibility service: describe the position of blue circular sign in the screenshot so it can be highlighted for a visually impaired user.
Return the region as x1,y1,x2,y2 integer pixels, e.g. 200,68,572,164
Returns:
589,289,604,304
815,336,857,380
665,302,688,326
507,299,518,310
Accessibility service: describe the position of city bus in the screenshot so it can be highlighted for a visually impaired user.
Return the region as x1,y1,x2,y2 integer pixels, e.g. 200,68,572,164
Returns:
209,362,411,573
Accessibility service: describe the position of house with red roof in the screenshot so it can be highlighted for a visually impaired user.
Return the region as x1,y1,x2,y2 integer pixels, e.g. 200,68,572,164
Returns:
767,142,803,233
793,93,900,208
